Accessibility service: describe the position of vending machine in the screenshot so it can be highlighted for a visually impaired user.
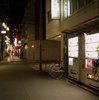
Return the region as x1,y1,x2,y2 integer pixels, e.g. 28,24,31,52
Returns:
68,37,80,81
84,33,99,90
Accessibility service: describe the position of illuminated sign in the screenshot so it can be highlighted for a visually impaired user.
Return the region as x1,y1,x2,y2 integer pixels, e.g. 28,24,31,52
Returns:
85,33,99,43
85,59,93,69
86,52,98,59
68,37,78,57
87,74,99,82
51,0,60,19
85,43,99,51
18,41,21,44
85,33,99,59
69,58,73,65
68,37,78,46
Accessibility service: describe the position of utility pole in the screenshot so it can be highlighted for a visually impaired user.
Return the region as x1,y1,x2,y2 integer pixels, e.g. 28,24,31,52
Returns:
39,0,42,71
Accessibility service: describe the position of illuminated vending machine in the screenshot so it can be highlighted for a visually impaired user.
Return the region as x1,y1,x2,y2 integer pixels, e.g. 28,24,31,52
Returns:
68,37,79,81
85,33,99,90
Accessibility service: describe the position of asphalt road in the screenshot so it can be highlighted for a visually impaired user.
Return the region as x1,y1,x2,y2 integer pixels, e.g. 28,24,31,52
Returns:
0,62,99,100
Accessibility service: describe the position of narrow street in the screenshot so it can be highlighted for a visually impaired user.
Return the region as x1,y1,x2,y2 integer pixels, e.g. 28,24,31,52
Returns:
0,61,99,100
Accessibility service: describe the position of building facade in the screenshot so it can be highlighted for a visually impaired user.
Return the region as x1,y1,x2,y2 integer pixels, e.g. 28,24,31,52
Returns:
21,0,61,61
21,0,99,90
46,0,99,90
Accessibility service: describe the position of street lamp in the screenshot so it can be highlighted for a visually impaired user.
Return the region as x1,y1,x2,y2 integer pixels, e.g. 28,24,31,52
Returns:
1,30,6,34
6,27,9,31
2,22,10,31
0,22,10,60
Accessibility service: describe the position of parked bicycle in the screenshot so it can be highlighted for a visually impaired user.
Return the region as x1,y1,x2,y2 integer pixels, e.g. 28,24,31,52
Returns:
48,61,65,79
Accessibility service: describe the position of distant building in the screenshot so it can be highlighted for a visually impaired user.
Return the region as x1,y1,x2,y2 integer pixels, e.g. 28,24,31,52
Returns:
21,0,60,61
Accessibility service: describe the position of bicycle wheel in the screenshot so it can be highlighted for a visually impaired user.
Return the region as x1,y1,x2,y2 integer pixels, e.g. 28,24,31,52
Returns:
55,70,64,79
48,64,63,79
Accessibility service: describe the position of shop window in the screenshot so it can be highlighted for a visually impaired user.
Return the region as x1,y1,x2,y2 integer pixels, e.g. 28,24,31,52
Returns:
71,0,78,13
64,0,68,18
63,0,71,18
78,0,85,9
68,0,71,16
86,0,94,5
51,0,60,19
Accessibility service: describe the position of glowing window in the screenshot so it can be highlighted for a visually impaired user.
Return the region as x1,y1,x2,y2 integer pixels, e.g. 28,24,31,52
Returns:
64,0,71,18
51,0,60,19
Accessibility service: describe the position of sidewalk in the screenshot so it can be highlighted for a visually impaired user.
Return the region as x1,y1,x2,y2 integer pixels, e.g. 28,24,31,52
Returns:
0,56,22,64
0,63,99,100
0,57,99,99
0,56,99,97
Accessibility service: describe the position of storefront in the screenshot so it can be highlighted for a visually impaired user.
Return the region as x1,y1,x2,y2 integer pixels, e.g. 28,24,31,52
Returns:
63,22,99,90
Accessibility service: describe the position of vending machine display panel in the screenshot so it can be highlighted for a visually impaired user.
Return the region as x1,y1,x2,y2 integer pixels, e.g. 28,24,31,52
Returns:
85,59,93,69
93,59,99,67
68,37,78,57
69,58,73,65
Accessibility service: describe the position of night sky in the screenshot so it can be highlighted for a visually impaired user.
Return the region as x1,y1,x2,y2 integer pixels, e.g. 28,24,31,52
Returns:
10,0,28,26
0,0,28,26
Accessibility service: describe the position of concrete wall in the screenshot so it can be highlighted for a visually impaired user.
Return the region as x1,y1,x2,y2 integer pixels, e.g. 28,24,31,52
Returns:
41,40,61,61
24,40,61,61
22,0,36,60
26,24,35,60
